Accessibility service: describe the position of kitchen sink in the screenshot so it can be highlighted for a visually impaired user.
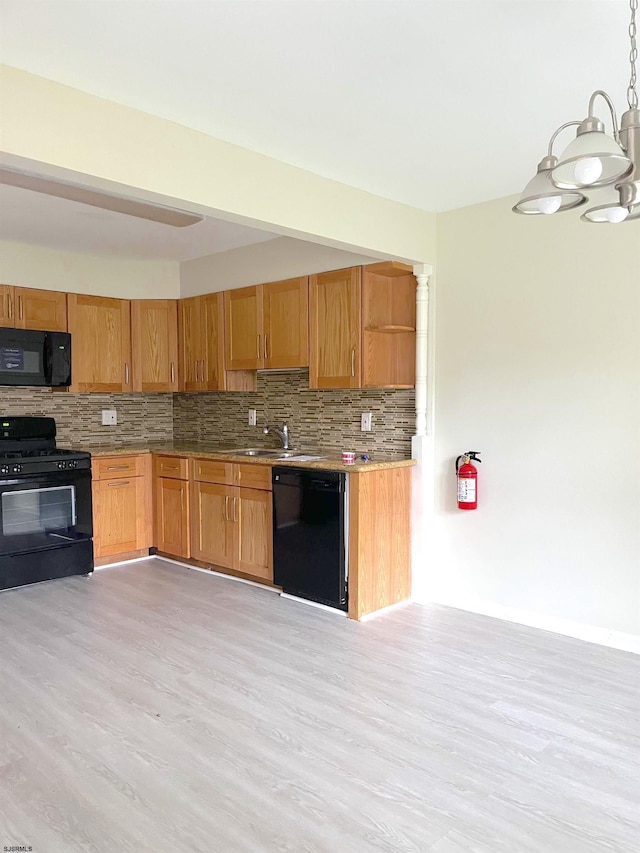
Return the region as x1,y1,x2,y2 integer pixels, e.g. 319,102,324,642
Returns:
233,448,299,458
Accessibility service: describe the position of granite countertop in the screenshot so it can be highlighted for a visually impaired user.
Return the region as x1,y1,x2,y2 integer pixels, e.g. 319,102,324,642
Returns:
71,442,415,473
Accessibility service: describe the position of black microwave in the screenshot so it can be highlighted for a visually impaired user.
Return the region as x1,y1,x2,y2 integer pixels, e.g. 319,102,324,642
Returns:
0,328,71,387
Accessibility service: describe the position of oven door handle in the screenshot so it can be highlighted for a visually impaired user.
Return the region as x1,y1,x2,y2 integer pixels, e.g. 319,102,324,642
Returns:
0,479,24,485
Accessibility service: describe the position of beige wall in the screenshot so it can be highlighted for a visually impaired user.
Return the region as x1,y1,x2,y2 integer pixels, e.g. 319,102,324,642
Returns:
0,240,180,298
1,65,436,265
423,196,640,639
180,236,379,296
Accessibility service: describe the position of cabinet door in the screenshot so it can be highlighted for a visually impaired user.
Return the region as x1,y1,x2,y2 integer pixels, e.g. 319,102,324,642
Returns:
234,487,273,581
178,296,206,391
263,277,309,369
309,267,361,389
131,299,179,392
202,292,226,390
14,287,67,332
155,477,190,558
0,285,14,327
67,294,132,392
225,286,263,370
190,481,234,569
93,476,146,558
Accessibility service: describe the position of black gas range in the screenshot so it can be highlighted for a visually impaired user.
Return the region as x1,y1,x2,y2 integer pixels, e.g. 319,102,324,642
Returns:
0,417,93,591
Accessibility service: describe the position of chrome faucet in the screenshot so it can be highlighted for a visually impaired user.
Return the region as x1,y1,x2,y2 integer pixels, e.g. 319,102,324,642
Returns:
263,421,291,450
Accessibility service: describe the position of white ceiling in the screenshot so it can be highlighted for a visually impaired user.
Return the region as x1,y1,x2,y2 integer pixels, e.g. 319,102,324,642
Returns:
0,0,632,214
0,183,278,261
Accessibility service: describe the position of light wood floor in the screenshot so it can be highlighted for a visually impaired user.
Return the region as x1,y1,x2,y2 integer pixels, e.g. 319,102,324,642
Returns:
0,559,638,852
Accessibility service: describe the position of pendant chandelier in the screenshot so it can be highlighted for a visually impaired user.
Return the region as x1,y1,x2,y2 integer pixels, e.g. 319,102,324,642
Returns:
513,0,639,223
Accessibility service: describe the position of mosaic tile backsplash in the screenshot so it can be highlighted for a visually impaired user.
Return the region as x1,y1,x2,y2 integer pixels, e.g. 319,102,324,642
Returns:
0,388,173,447
173,370,415,457
0,372,415,456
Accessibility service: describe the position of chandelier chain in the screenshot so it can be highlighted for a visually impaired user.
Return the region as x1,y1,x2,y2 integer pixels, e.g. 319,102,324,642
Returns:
629,0,638,109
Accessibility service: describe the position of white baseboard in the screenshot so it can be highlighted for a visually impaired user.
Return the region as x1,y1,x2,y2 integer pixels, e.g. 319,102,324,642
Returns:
420,594,640,655
280,592,346,615
151,555,281,593
93,555,154,570
359,598,413,622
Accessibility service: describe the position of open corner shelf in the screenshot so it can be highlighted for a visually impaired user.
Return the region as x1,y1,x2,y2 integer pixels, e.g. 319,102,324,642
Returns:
365,325,416,334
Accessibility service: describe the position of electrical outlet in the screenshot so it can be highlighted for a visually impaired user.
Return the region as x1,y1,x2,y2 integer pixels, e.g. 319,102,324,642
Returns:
248,409,257,427
361,412,373,432
101,409,117,426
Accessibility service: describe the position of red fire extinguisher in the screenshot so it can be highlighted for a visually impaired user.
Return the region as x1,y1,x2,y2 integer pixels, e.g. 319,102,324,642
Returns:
456,451,481,510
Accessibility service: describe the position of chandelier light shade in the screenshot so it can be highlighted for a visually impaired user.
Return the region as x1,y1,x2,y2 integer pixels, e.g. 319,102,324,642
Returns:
582,177,640,223
512,156,587,215
513,0,639,224
550,121,633,189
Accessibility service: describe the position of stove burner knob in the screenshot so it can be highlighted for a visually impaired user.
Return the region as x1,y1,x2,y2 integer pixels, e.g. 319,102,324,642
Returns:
1,465,9,474
57,461,67,469
12,464,23,473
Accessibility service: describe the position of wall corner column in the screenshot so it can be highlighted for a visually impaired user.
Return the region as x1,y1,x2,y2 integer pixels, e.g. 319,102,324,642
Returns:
412,263,433,442
411,263,434,604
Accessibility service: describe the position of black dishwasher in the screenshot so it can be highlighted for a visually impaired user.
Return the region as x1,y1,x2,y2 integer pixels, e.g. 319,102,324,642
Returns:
272,467,347,611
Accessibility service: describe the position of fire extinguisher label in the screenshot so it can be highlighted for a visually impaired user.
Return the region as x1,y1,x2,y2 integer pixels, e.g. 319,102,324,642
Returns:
458,478,476,503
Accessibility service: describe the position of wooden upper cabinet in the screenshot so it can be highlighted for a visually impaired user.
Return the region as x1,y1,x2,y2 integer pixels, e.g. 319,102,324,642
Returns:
178,293,225,392
131,299,178,392
67,294,132,393
225,286,263,370
309,267,361,389
202,293,226,390
263,277,309,369
362,263,416,389
178,296,205,392
0,285,67,331
0,286,12,327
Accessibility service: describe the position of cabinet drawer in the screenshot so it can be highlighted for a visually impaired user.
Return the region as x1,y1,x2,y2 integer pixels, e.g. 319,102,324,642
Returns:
192,458,234,486
235,463,272,491
93,455,145,480
153,455,188,480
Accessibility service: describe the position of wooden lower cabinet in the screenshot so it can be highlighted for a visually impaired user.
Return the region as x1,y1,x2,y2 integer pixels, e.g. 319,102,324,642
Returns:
347,466,412,620
187,460,273,582
235,487,272,580
155,477,190,559
92,454,152,562
190,480,235,569
97,453,413,621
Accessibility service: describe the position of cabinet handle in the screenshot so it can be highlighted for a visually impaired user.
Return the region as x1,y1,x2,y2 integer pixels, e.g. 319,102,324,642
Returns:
351,348,355,377
233,496,238,522
256,335,261,360
180,488,184,510
108,480,130,486
107,465,130,471
194,360,198,381
264,334,268,360
7,296,12,320
125,363,130,385
170,362,175,384
18,296,23,320
224,494,230,522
